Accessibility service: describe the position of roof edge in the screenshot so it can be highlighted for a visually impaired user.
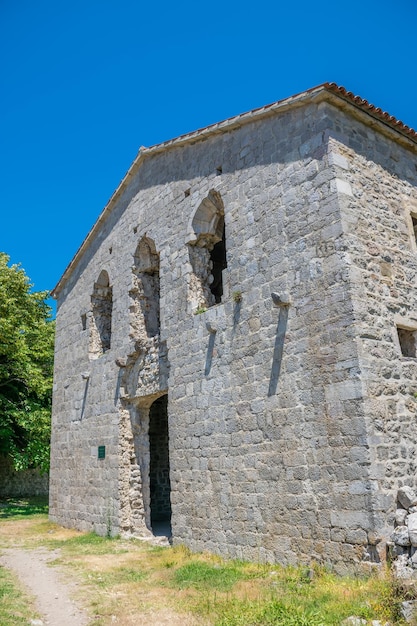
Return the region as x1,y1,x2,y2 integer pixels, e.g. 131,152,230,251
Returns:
52,83,417,297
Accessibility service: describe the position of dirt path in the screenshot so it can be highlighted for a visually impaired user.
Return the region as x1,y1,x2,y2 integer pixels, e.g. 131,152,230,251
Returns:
0,547,90,626
0,544,207,626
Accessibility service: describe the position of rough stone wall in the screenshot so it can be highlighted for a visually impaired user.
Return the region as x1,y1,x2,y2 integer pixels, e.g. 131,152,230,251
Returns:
323,108,417,547
49,99,417,571
50,314,121,535
0,455,49,497
165,105,377,572
188,245,216,310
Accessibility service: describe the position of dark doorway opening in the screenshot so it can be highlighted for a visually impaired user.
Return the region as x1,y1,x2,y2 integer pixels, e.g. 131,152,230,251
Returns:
149,394,172,536
209,222,227,303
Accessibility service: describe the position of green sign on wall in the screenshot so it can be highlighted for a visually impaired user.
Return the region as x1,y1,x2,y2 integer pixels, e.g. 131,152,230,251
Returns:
98,445,106,459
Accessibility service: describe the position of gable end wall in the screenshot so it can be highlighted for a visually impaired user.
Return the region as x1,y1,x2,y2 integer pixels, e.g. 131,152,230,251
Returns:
50,100,417,571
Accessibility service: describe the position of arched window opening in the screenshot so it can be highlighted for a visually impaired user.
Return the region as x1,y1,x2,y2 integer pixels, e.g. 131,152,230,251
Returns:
188,190,227,311
130,237,160,339
89,270,112,358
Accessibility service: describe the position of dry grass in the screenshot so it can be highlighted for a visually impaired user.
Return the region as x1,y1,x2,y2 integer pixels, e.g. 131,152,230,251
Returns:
0,498,410,625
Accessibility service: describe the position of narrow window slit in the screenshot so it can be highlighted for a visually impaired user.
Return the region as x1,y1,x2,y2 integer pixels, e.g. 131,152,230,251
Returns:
412,215,417,246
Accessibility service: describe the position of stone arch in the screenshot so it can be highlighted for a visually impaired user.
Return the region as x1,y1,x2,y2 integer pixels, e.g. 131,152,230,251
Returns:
187,190,227,311
190,190,225,244
89,269,112,358
130,236,160,340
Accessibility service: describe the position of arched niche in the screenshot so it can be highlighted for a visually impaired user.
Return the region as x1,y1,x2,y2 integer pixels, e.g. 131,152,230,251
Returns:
130,236,160,339
89,270,112,358
187,190,227,310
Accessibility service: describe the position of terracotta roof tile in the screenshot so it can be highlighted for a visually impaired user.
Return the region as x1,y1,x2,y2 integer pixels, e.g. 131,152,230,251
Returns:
323,82,417,142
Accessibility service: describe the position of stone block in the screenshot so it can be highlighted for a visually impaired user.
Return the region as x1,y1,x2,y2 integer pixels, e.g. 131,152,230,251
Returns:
391,525,411,547
398,487,417,510
328,150,349,171
330,511,372,531
408,513,417,547
396,508,408,526
401,600,417,623
330,178,353,197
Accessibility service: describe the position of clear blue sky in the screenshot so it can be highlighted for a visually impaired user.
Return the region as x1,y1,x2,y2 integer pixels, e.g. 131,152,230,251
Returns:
1,0,417,311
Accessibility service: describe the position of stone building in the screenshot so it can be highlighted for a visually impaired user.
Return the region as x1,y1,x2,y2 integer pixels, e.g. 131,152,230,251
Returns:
49,83,417,572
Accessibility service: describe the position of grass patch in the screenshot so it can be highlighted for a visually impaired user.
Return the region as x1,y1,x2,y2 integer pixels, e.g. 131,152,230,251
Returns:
0,563,40,625
87,566,147,588
180,563,403,625
173,561,244,591
0,496,48,518
0,500,411,625
49,531,120,551
213,597,324,626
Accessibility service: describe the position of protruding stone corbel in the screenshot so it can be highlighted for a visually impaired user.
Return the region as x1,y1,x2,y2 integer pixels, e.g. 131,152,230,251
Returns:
206,322,217,334
271,292,291,307
115,358,127,368
81,371,90,380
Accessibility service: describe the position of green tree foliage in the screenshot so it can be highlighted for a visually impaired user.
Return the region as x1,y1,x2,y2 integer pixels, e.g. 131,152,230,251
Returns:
0,253,54,473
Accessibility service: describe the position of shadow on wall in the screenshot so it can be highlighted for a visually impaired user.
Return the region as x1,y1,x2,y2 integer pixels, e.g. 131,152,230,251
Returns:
204,331,216,376
81,375,90,419
268,306,289,397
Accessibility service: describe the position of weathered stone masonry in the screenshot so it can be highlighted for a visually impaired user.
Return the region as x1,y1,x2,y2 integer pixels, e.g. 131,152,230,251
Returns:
49,84,417,572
